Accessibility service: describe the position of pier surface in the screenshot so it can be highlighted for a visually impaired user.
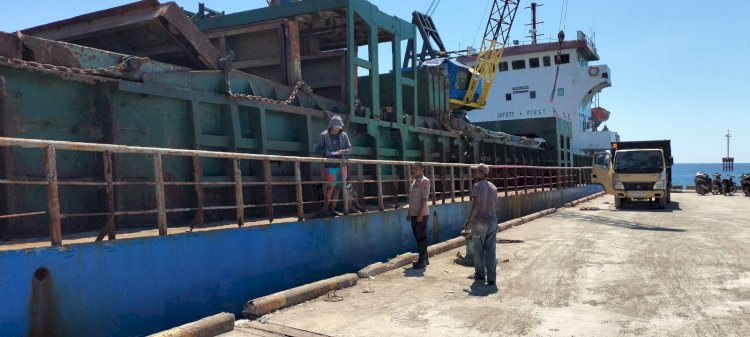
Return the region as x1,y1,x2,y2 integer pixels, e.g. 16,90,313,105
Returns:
236,192,750,337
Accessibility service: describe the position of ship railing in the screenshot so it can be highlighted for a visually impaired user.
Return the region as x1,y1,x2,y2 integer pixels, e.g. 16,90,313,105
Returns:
0,137,592,247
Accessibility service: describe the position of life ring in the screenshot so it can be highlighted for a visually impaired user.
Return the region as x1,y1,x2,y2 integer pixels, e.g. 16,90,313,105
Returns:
588,66,600,77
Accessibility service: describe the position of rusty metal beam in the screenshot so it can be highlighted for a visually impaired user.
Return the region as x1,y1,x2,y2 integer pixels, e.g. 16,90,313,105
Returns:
44,145,62,246
0,136,580,169
95,151,116,241
153,153,168,236
233,158,245,227
23,1,223,70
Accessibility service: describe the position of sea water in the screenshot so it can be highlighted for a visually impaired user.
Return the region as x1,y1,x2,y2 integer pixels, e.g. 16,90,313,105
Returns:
671,163,750,187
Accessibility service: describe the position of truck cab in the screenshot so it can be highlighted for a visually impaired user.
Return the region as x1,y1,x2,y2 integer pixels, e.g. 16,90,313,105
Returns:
592,141,673,209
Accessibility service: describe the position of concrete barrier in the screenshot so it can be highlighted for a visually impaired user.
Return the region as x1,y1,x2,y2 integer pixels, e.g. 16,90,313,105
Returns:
147,313,235,337
242,274,359,318
427,237,465,257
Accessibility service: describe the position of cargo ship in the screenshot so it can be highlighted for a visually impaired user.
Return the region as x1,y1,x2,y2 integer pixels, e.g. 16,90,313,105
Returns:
460,29,620,166
0,1,602,336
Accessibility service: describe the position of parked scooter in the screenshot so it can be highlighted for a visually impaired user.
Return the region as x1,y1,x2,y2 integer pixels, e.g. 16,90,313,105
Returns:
711,173,723,195
722,175,737,196
740,173,750,197
694,172,711,195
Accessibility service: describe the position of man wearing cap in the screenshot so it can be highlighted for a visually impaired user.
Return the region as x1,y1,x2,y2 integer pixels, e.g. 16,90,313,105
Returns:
468,163,498,286
315,115,352,216
407,162,431,269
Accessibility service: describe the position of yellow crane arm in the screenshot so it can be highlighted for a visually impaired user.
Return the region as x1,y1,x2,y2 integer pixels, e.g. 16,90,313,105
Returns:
461,0,520,109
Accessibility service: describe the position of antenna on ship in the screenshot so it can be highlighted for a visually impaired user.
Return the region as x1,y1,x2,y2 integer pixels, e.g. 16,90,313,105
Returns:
525,2,544,44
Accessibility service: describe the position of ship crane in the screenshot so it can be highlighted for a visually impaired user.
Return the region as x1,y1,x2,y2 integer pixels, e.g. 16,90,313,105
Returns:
405,0,520,112
455,0,520,110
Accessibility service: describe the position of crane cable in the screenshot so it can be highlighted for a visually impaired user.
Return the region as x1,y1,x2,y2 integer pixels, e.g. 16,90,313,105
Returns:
426,0,442,15
471,0,492,51
549,0,569,108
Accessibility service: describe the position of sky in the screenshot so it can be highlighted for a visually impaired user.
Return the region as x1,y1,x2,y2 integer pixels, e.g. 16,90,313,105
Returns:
1,0,748,163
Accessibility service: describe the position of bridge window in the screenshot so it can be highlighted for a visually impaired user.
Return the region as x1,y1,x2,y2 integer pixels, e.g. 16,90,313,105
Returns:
529,57,540,68
511,60,526,70
557,88,564,96
505,93,512,101
530,91,536,99
543,56,551,66
498,61,508,72
554,54,570,64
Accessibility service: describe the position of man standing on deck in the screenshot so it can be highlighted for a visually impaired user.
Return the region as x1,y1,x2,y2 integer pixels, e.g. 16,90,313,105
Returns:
467,163,498,286
315,115,352,216
407,162,431,269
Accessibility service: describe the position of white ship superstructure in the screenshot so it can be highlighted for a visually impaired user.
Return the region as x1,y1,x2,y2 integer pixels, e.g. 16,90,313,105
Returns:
460,31,619,163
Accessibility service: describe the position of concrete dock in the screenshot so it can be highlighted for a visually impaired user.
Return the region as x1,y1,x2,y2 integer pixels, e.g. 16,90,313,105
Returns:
234,192,750,337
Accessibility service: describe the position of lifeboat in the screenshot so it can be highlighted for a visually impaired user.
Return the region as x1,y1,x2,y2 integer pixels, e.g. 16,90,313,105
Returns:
591,107,610,123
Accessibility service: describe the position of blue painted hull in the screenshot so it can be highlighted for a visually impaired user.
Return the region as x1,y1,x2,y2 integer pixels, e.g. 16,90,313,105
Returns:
0,185,601,336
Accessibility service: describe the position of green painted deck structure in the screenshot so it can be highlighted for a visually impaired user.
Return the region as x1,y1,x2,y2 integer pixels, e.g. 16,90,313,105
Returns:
0,0,556,239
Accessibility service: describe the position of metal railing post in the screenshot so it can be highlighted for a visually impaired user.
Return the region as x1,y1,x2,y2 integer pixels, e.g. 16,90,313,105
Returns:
294,161,304,221
342,162,350,215
153,152,167,236
44,145,62,246
429,165,437,206
96,151,116,241
524,166,528,194
358,163,365,211
503,166,509,197
513,167,518,195
376,164,384,211
192,155,205,229
233,158,244,227
263,160,274,223
449,166,456,202
391,164,399,208
458,167,466,202
403,164,411,205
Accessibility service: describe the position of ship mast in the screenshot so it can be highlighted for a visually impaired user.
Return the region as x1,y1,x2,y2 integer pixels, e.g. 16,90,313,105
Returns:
525,2,544,44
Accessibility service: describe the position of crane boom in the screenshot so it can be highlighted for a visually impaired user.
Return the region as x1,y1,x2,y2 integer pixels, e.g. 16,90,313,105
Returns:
456,0,520,109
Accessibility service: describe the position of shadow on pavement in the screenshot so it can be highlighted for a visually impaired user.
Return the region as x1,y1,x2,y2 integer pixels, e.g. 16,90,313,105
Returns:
558,212,686,232
615,201,682,212
464,280,498,297
402,267,425,278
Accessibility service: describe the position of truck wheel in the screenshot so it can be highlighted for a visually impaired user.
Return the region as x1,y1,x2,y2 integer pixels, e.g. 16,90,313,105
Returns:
614,197,622,209
657,197,666,209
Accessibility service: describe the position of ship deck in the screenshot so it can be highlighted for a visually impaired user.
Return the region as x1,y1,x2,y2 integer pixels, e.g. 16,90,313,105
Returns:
231,192,750,337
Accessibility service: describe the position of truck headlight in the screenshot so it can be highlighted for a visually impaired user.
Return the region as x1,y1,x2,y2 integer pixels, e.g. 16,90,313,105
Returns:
614,178,624,190
653,180,665,190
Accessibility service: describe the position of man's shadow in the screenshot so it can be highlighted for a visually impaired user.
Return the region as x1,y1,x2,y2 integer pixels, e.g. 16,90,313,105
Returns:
464,280,498,296
403,267,425,277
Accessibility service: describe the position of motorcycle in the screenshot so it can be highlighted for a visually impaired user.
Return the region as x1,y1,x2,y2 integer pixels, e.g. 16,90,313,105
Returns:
722,175,737,196
711,173,723,195
693,172,711,195
741,173,750,197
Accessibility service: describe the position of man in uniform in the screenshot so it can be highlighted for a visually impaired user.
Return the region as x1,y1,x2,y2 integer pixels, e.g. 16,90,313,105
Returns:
407,162,431,269
468,163,498,286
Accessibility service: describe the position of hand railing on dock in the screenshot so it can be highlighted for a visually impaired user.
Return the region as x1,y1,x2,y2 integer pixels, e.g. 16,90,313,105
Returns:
0,137,592,246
